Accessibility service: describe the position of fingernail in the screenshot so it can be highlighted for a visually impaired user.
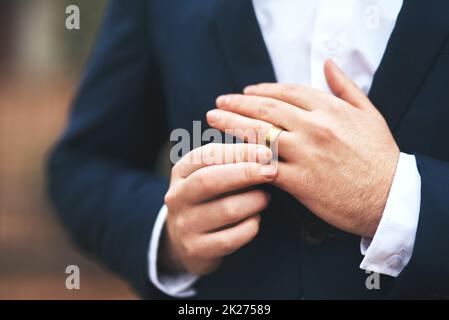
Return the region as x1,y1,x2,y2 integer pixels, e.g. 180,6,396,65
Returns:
207,109,221,123
216,95,231,106
244,85,255,94
327,58,342,74
260,164,277,177
256,147,272,164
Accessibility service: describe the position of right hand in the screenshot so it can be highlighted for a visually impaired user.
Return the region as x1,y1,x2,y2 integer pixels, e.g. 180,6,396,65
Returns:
161,143,277,276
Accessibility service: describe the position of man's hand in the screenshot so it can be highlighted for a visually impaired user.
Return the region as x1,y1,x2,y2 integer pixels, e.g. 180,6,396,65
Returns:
161,143,277,276
207,60,400,238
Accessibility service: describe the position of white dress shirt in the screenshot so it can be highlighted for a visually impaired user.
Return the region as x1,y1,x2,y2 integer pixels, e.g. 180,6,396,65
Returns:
149,0,421,297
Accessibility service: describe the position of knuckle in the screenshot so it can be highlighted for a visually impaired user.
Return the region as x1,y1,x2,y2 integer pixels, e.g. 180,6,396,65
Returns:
179,149,194,165
256,104,269,118
235,145,246,163
239,143,256,163
228,94,241,108
243,163,256,184
320,124,335,138
174,214,188,232
264,99,277,110
259,99,277,119
179,233,203,259
327,100,345,113
312,115,335,140
222,200,238,222
218,236,234,254
171,163,181,177
201,143,218,164
183,240,198,259
165,181,186,207
200,144,213,159
196,171,212,189
282,84,299,96
164,189,177,207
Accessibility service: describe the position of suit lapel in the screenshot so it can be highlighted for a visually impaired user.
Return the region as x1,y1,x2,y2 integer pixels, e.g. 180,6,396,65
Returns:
369,0,449,131
213,0,276,91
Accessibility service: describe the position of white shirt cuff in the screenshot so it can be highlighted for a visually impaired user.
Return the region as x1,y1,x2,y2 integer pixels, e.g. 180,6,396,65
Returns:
148,205,199,297
360,152,421,277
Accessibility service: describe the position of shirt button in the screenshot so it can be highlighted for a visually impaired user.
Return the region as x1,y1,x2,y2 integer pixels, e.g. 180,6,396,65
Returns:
389,255,404,269
323,39,341,54
300,221,327,246
258,9,272,29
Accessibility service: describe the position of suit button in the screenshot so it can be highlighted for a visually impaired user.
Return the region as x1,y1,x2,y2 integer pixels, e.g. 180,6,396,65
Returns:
301,222,327,246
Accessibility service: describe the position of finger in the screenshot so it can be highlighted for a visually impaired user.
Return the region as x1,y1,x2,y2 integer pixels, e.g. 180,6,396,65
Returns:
270,161,299,194
244,83,331,111
207,109,270,143
190,189,270,232
324,59,376,112
195,214,261,258
174,143,272,178
207,109,293,155
215,94,305,131
181,162,277,203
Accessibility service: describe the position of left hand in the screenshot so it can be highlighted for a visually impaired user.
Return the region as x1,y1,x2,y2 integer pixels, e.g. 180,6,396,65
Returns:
206,59,400,238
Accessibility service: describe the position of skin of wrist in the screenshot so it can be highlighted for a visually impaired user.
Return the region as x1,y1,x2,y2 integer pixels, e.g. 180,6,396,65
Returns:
158,225,186,275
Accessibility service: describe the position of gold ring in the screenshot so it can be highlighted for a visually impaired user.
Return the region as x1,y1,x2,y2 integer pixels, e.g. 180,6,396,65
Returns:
265,126,283,148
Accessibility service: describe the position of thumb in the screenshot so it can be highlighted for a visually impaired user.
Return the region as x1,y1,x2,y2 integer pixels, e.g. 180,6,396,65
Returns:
324,59,376,112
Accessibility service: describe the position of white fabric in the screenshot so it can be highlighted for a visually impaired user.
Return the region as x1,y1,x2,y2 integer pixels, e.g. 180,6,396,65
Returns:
149,205,198,297
148,0,421,297
360,153,421,277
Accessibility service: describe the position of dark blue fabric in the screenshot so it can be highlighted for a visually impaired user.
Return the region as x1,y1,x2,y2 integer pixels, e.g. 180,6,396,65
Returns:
48,0,449,299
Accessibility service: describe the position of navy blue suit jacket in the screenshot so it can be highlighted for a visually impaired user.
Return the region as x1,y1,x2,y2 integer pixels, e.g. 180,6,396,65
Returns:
48,0,449,299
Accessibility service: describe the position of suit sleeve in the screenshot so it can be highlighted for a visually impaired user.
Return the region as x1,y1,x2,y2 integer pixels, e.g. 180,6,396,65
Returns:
389,155,449,298
47,0,170,299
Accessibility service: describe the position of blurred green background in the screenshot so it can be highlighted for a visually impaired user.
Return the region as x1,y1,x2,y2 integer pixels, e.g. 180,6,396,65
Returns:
0,0,137,299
